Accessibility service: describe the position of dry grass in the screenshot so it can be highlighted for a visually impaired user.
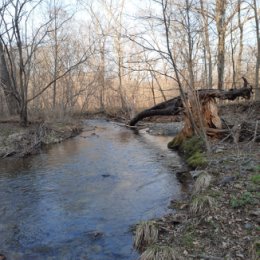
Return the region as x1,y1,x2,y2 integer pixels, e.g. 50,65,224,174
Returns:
193,171,212,194
249,240,260,260
139,245,179,260
133,221,159,251
190,194,215,214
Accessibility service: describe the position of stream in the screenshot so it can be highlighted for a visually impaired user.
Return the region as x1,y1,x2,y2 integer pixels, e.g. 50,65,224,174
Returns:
0,120,184,260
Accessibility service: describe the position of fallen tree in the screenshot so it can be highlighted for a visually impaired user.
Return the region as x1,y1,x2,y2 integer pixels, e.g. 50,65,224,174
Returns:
129,78,254,148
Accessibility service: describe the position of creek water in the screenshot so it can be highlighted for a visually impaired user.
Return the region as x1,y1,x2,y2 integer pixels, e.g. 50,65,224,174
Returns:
0,120,184,260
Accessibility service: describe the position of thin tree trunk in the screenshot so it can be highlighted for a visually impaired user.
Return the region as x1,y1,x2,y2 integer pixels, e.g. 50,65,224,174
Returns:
230,20,236,88
200,0,212,88
236,0,243,82
216,0,227,90
53,0,58,108
253,0,260,100
20,101,28,127
150,75,156,105
151,70,167,101
15,15,28,126
202,44,208,88
99,41,106,112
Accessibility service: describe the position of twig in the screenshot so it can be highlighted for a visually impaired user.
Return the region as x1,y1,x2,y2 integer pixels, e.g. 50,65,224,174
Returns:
252,120,259,142
2,150,16,158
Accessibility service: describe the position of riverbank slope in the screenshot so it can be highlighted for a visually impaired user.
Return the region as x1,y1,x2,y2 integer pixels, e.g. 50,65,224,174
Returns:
133,101,260,260
0,119,83,158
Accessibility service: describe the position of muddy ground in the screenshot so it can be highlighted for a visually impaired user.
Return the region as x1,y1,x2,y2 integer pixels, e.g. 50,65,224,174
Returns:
134,101,260,260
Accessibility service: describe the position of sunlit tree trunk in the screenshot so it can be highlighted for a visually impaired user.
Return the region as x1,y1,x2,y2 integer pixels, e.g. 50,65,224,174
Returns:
236,0,243,82
216,0,227,90
200,0,213,88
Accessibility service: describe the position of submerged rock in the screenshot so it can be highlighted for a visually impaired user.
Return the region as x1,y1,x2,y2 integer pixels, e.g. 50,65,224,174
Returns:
219,176,236,186
88,231,104,240
147,122,183,136
102,174,111,178
0,254,6,260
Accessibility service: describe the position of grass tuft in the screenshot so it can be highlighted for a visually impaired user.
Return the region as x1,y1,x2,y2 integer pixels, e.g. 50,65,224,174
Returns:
193,172,212,194
249,240,260,260
186,151,207,168
133,220,159,251
251,174,260,185
230,192,255,208
139,245,179,260
181,136,204,157
190,194,215,214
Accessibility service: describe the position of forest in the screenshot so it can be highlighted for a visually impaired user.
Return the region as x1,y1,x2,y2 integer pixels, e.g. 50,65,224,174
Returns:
0,1,259,260
0,0,259,125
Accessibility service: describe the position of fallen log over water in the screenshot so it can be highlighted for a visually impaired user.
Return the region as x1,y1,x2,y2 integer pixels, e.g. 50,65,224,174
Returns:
129,78,254,147
129,84,253,127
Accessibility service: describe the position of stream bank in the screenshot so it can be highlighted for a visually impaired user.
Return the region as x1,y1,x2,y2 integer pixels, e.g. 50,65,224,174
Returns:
0,120,83,158
133,102,260,260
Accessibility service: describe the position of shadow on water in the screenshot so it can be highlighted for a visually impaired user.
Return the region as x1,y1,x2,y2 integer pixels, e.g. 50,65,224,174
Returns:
0,120,185,260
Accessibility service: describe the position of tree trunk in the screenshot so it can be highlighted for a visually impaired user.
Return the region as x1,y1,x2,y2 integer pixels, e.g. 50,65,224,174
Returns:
216,0,227,90
236,0,243,83
253,0,260,101
230,20,236,88
99,41,106,112
200,0,213,88
0,42,19,115
20,101,28,127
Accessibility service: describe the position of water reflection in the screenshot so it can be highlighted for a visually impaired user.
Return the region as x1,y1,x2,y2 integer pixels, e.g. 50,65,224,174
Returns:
0,120,183,260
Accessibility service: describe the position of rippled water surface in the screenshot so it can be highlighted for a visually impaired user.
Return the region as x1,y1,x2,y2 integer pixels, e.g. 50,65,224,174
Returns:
0,120,183,260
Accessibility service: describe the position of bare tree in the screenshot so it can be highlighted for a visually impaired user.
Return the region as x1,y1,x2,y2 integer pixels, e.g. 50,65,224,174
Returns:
252,0,260,100
236,0,244,82
215,0,241,90
0,0,93,126
215,0,227,90
199,0,213,88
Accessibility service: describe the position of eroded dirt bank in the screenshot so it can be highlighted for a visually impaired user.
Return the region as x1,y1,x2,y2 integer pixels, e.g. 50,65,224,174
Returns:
0,120,83,158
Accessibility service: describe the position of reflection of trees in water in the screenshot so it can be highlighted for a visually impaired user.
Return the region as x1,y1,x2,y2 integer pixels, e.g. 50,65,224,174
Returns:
0,166,41,251
0,158,32,176
118,131,134,143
